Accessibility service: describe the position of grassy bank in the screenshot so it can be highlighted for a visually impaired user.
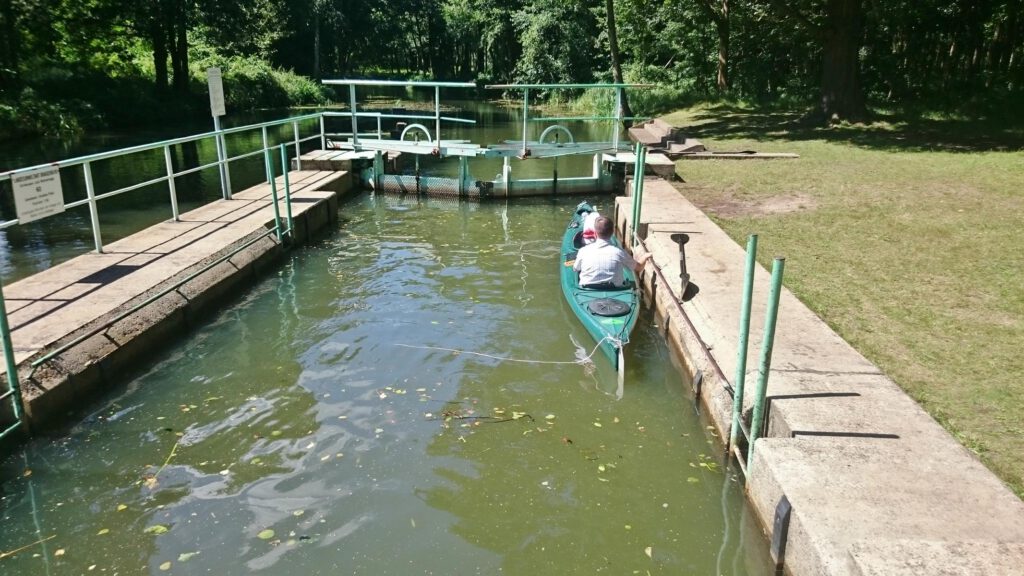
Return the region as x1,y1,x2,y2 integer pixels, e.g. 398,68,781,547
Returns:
662,105,1024,497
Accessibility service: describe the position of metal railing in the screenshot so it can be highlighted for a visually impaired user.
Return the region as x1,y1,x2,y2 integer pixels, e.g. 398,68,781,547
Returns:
0,112,318,441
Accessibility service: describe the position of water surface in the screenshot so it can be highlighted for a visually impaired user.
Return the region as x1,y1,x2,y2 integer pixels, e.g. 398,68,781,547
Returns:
0,194,769,574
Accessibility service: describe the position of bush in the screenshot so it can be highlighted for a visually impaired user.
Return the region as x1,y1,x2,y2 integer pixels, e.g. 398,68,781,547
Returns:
191,54,331,111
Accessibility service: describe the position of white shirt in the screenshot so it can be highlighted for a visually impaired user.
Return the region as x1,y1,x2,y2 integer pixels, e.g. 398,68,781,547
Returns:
573,239,636,287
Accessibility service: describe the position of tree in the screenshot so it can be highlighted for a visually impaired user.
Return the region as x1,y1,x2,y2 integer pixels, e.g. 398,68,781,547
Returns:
696,0,730,91
768,0,867,122
605,0,634,127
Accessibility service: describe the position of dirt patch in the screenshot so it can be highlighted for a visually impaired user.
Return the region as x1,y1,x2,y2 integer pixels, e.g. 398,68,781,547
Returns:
700,194,817,218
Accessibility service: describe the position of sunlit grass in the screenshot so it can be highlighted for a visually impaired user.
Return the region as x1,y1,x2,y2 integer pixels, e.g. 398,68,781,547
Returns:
663,105,1024,497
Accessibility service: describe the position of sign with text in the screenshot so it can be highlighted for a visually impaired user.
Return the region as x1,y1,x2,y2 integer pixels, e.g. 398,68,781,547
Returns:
207,67,226,117
13,167,65,224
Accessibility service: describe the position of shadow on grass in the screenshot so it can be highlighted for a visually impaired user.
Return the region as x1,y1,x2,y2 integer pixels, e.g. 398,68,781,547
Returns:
681,105,1024,153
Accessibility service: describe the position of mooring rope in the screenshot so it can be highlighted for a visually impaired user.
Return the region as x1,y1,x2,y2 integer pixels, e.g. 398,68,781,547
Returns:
395,335,621,366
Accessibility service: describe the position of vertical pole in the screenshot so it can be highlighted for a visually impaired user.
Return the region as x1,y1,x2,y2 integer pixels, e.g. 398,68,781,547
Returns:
163,145,180,222
374,151,383,191
0,277,24,433
377,114,382,139
279,145,294,239
213,115,228,200
434,86,441,147
83,162,103,253
746,257,786,472
458,156,468,197
729,234,758,451
220,126,232,199
261,126,271,183
264,148,283,242
521,88,529,156
319,114,327,150
613,88,623,150
503,156,511,197
349,85,359,147
292,121,302,170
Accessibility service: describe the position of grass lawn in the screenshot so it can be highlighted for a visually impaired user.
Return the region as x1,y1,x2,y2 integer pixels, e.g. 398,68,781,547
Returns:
661,105,1024,497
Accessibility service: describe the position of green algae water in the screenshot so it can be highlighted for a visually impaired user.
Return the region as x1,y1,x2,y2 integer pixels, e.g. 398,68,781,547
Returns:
0,194,770,574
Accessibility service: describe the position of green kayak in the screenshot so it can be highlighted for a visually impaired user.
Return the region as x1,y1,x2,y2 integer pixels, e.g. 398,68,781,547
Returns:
560,200,640,378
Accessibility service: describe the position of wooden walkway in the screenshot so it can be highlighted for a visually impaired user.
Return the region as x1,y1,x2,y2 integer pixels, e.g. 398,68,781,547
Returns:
3,169,351,427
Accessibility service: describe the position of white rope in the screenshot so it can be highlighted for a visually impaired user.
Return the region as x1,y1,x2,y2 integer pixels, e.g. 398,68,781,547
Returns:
395,336,621,366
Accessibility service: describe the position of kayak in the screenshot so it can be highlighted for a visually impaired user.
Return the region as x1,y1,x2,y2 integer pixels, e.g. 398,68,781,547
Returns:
559,200,640,380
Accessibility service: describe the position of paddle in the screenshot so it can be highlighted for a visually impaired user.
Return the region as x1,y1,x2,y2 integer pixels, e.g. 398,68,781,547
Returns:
670,233,691,293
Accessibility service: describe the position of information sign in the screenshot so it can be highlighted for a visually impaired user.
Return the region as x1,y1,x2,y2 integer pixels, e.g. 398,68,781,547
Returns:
12,167,64,224
208,67,226,117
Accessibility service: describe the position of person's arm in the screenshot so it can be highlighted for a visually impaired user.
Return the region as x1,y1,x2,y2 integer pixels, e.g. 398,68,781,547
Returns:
632,250,652,274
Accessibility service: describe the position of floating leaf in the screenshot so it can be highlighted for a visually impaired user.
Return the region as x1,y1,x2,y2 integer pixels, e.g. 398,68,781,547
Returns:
271,430,282,437
116,504,128,511
143,476,158,490
545,414,555,420
144,524,169,535
159,561,171,571
97,528,110,535
624,525,632,530
178,552,198,562
598,465,606,472
54,549,65,557
511,412,526,420
644,546,653,559
292,510,304,517
257,529,275,540
687,477,700,484
23,469,32,477
593,422,603,428
251,458,262,465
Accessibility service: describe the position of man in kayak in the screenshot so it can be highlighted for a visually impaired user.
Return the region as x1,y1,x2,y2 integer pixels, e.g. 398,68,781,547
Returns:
573,216,651,289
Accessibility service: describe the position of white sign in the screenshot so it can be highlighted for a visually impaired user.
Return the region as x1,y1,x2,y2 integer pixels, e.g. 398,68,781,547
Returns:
13,167,64,224
207,67,226,117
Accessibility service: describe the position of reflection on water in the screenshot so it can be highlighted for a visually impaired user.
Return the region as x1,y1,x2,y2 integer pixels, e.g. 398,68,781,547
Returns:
0,195,770,574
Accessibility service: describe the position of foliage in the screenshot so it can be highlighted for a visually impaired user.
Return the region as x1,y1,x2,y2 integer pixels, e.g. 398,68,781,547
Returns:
1,0,1022,138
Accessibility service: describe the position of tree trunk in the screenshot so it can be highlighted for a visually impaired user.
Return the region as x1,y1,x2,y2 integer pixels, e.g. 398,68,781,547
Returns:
819,0,866,122
716,11,730,90
152,18,168,92
172,0,189,94
0,0,17,90
605,0,634,128
313,11,321,80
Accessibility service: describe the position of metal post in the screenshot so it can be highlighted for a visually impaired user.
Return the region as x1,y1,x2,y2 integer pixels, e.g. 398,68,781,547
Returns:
746,257,786,471
458,156,468,197
292,121,302,170
503,156,511,197
730,234,758,451
264,148,283,242
261,126,271,183
0,276,25,436
613,88,623,150
279,145,294,239
521,88,529,156
163,145,180,222
83,162,103,253
349,85,359,147
213,115,229,200
434,86,441,148
220,126,232,199
319,114,327,150
377,115,382,139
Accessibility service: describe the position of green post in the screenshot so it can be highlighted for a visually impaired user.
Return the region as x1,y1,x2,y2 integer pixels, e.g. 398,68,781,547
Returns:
746,257,785,472
279,145,294,239
0,276,25,439
630,142,641,245
264,148,283,242
730,234,759,451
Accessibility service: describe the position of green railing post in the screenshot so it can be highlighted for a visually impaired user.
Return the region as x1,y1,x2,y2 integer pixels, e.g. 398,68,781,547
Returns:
83,161,104,253
746,257,786,472
0,276,25,439
730,234,759,451
279,145,294,239
264,148,283,242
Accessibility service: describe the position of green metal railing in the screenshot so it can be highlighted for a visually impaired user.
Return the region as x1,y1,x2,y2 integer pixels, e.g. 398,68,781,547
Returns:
0,126,305,441
726,243,785,476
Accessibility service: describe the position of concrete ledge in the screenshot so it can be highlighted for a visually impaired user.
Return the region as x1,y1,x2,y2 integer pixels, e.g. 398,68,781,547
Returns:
849,540,1024,576
615,177,1024,575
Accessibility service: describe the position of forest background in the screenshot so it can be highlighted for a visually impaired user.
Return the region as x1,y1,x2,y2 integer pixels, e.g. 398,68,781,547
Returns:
1,0,1022,140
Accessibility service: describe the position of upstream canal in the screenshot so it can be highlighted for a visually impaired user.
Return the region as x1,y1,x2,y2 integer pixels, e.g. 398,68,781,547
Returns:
0,193,770,574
